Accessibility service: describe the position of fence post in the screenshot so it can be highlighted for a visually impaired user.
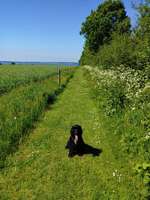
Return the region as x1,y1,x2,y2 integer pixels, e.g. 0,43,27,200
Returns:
57,67,61,88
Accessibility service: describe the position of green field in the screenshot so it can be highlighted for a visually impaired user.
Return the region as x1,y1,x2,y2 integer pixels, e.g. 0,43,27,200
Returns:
0,65,58,95
0,68,146,199
0,65,75,168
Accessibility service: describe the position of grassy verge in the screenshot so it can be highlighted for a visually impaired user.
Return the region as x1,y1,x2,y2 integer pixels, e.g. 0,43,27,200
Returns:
0,68,75,168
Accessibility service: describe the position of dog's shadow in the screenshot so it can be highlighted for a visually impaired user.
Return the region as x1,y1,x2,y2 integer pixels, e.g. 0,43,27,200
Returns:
79,144,102,157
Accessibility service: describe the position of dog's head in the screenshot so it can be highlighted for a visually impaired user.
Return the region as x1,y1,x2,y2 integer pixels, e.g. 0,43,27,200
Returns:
70,125,83,144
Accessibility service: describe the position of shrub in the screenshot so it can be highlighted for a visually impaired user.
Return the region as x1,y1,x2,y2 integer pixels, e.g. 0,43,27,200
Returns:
84,65,150,198
84,65,149,157
96,34,137,69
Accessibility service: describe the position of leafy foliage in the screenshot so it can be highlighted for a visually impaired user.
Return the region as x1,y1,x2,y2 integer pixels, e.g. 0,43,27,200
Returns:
80,0,150,71
80,0,130,53
84,65,150,199
96,33,137,69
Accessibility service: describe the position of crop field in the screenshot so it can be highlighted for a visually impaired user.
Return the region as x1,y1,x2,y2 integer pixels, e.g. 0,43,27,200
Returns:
0,65,58,95
0,65,75,167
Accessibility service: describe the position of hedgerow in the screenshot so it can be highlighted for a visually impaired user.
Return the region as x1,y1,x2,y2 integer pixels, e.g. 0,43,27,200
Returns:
84,65,150,198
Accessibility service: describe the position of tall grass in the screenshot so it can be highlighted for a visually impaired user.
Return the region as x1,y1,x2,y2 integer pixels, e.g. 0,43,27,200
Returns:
0,67,75,168
0,65,57,95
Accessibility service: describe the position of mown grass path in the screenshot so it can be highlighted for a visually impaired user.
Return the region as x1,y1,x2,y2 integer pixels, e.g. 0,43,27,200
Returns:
0,69,141,200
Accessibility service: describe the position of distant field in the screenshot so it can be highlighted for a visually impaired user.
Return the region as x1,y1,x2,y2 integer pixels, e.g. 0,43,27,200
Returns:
0,65,76,167
0,65,58,95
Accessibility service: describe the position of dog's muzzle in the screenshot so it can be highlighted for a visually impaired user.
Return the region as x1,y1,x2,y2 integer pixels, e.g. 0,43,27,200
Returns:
74,135,78,144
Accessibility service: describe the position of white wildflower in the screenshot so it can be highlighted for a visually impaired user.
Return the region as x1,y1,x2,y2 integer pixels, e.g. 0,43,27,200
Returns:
113,172,116,177
145,134,150,140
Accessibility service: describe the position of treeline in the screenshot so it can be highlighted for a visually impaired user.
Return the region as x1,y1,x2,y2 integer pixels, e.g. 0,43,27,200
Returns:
80,0,150,71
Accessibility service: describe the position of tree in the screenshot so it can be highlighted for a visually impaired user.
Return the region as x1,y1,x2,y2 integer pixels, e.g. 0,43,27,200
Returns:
133,0,150,68
80,0,131,53
136,0,150,36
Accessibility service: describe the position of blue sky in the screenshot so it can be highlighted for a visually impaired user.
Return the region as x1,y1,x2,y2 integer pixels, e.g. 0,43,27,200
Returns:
0,0,138,62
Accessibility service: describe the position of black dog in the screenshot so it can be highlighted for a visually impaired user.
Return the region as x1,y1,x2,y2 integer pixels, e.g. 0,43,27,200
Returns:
65,125,84,157
65,124,102,157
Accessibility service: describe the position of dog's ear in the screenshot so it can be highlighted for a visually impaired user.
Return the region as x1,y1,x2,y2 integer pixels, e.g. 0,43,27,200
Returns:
77,125,83,135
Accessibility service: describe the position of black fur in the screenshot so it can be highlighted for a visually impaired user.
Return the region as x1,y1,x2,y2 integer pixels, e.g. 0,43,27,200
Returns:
65,124,102,157
65,125,84,157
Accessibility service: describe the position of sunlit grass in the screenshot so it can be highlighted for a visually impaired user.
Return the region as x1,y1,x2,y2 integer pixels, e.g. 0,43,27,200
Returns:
0,68,142,199
0,66,75,167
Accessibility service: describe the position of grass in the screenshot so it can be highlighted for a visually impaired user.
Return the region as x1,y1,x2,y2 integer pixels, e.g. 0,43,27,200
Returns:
0,68,143,199
0,66,75,168
0,65,57,95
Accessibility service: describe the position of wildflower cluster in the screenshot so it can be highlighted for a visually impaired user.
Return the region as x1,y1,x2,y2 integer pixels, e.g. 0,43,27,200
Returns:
84,64,150,196
112,169,122,183
84,65,127,115
84,65,149,110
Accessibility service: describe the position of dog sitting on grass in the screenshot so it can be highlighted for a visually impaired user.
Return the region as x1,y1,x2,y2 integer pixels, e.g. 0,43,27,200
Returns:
65,124,102,158
65,124,85,157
